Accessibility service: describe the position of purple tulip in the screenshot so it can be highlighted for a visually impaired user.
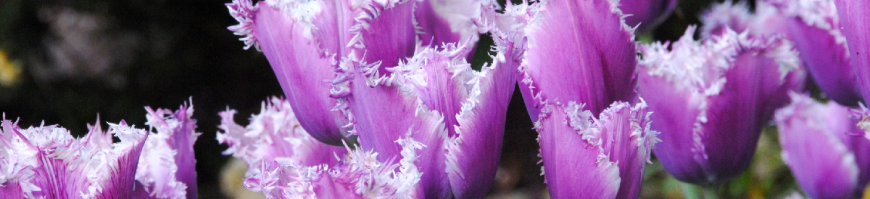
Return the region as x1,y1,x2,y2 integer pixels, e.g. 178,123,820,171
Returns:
832,0,870,103
217,97,424,198
0,104,200,198
534,101,659,198
519,0,639,123
620,0,677,32
775,93,870,198
700,0,861,106
638,27,805,184
225,0,488,145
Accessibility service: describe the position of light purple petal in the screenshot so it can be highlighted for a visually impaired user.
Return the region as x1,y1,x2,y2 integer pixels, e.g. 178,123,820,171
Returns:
0,117,148,198
776,93,870,198
226,0,350,145
699,1,754,37
833,0,870,103
134,103,201,199
444,35,519,198
757,0,860,106
620,0,677,32
639,27,804,184
519,0,638,122
243,137,424,198
216,97,346,167
535,100,658,198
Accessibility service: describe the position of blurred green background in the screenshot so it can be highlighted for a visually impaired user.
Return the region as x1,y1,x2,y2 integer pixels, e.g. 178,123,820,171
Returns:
0,0,836,198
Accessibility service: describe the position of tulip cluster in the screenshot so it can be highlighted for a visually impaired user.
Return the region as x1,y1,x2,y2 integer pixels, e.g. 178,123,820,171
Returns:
0,103,200,198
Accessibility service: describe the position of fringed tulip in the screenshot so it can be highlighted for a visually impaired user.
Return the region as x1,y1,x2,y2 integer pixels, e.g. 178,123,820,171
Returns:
619,0,677,33
226,0,488,145
0,103,200,198
775,93,870,199
519,0,639,123
700,0,861,106
217,97,424,198
638,27,805,184
534,101,659,199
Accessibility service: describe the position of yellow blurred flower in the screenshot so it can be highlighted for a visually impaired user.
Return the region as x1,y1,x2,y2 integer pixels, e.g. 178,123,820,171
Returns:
0,51,21,87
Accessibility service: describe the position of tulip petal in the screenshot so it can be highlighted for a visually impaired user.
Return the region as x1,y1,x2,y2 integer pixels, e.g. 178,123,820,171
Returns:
134,103,201,199
776,93,870,198
226,0,350,144
639,27,804,184
414,0,485,50
535,100,657,198
520,0,638,122
757,0,860,106
833,0,870,102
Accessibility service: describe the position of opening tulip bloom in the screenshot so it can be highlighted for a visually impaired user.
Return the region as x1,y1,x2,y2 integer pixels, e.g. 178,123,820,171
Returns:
700,0,861,106
226,0,489,145
535,101,659,199
217,97,424,198
638,27,805,185
0,103,200,198
775,93,870,199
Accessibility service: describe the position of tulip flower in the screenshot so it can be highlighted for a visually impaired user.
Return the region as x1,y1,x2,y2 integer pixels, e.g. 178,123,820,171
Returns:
226,0,488,145
517,0,660,197
832,0,870,103
217,97,424,198
0,103,200,198
619,0,677,33
519,0,639,122
534,101,659,198
775,93,870,199
638,27,805,184
700,0,861,106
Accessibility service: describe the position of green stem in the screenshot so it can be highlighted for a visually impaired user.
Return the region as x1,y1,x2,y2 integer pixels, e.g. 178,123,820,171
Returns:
703,185,720,199
680,183,701,199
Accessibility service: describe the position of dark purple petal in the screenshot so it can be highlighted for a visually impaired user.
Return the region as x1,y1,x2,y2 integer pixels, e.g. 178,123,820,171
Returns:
535,100,658,198
639,27,804,184
352,0,418,73
776,93,870,198
520,0,638,122
833,0,870,103
620,0,677,32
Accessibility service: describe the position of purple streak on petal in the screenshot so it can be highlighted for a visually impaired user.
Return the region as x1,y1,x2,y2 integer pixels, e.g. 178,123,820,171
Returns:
754,0,861,106
833,0,870,103
238,0,349,145
520,0,638,122
620,0,677,32
776,93,869,198
216,97,345,167
444,36,519,198
600,101,660,199
640,27,804,184
136,102,200,199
